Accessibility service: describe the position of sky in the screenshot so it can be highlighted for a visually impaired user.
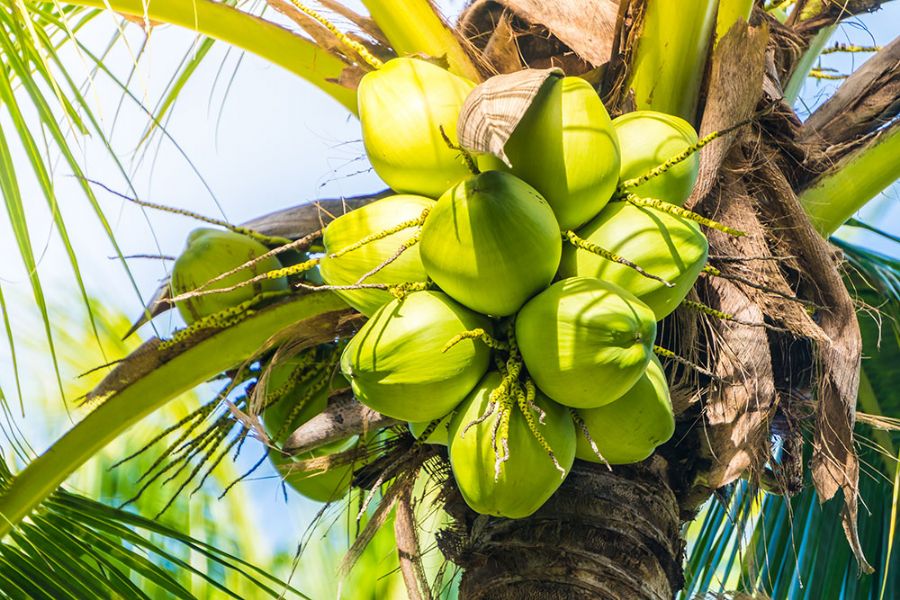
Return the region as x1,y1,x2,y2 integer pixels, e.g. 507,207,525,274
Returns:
0,0,898,561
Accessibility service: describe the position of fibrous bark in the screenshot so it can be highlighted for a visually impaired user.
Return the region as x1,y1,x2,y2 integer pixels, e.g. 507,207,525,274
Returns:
439,457,683,600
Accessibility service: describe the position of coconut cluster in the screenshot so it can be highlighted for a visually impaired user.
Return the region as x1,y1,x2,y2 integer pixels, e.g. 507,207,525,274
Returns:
323,59,706,518
166,58,707,513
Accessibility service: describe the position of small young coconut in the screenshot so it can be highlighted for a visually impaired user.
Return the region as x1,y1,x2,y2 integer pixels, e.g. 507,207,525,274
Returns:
340,291,492,422
359,57,498,197
613,110,699,206
575,355,675,464
448,372,576,519
170,228,288,324
319,194,434,316
263,363,361,503
516,277,657,409
503,76,620,230
419,170,561,317
559,201,708,319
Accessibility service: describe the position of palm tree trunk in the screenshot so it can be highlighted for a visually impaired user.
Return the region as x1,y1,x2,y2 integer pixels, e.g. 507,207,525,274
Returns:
439,457,684,599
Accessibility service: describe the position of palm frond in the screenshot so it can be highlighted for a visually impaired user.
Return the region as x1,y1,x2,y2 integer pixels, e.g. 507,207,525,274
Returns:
0,456,307,599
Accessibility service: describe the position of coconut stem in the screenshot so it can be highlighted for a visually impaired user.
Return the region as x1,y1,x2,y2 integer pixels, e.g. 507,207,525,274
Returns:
564,230,675,288
84,177,290,246
329,209,430,258
442,328,509,353
820,43,880,54
653,345,718,379
274,363,332,442
261,352,318,412
461,401,496,438
493,400,512,482
412,415,449,448
517,379,565,478
701,264,820,308
570,408,611,469
439,125,480,175
159,290,292,350
388,281,431,299
189,230,322,294
621,195,747,237
355,232,420,285
680,299,791,332
169,257,319,306
285,0,384,70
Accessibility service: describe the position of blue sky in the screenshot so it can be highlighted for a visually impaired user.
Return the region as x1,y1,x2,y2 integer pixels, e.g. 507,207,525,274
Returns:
0,0,897,559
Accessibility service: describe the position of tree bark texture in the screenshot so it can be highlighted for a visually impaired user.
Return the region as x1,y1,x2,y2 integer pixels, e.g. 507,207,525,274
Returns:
439,457,683,600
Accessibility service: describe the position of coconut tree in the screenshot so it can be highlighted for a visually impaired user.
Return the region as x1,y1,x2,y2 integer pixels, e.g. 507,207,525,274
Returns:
0,0,898,598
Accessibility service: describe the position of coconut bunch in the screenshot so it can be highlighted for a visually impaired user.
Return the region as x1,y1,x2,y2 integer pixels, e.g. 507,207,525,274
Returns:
162,60,711,517
309,60,714,518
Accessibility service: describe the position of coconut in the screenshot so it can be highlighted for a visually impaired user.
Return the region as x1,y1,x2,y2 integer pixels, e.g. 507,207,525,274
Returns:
516,277,657,409
419,170,561,316
319,194,434,316
448,372,576,519
340,291,492,422
269,436,363,503
263,365,360,503
559,202,708,319
170,228,288,324
575,355,675,464
503,76,620,230
359,58,499,197
613,110,699,206
409,413,452,446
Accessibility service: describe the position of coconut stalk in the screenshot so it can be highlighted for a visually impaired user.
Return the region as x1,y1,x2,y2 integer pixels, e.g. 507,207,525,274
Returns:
360,0,480,80
800,122,900,236
715,0,754,43
627,0,718,123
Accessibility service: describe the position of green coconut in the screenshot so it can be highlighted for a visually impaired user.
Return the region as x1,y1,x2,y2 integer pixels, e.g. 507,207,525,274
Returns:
409,413,452,446
358,57,499,197
262,365,359,503
319,194,434,316
170,228,288,324
448,372,576,519
575,355,675,464
613,110,699,206
419,170,561,316
504,76,620,230
340,291,492,422
516,277,657,409
559,202,709,319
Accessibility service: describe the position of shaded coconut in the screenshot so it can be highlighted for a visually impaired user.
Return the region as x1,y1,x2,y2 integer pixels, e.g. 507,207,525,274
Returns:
448,372,576,519
319,194,434,316
409,413,452,446
262,364,360,503
575,355,675,464
419,170,561,316
359,58,499,197
340,291,492,421
613,110,699,206
171,228,288,324
504,76,620,230
559,201,708,319
516,277,657,408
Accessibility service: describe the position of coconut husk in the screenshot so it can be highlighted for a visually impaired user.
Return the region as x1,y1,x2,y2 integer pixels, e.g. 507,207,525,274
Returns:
459,0,616,75
456,67,562,164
